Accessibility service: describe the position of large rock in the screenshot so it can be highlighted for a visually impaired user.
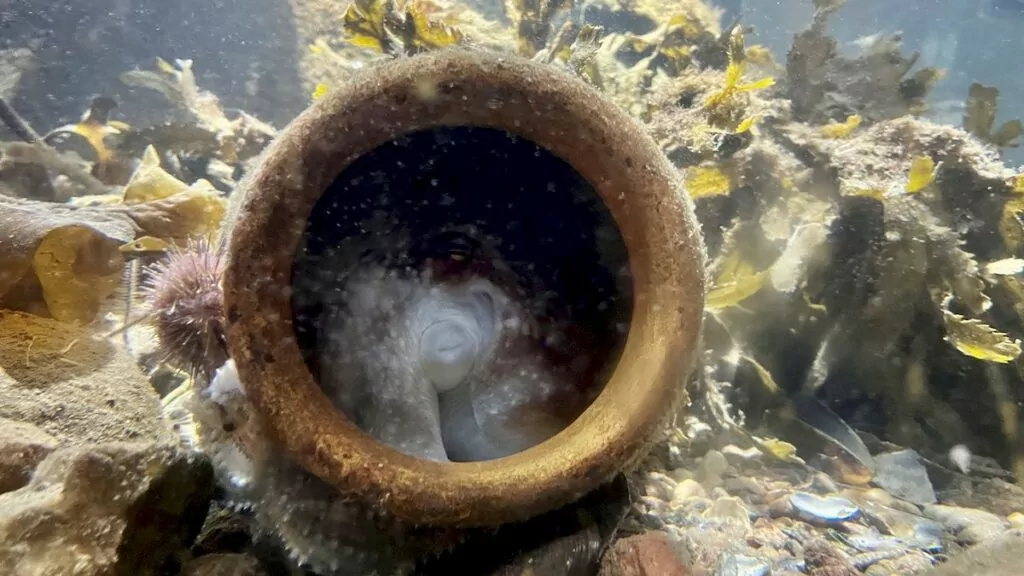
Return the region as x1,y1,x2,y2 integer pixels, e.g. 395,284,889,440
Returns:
0,418,57,494
0,311,215,574
0,442,214,576
599,531,689,576
0,310,174,446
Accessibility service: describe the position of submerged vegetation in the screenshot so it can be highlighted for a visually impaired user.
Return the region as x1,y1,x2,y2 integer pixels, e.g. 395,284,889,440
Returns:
2,0,1024,574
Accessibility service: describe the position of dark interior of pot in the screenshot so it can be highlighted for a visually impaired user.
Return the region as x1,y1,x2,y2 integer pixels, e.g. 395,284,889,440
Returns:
290,126,633,463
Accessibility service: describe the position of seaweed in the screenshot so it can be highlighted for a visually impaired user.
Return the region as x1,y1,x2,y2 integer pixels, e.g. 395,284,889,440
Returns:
963,82,1023,151
341,0,465,57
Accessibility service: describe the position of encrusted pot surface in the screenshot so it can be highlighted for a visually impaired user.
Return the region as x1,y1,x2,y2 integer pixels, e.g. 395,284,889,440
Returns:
222,48,706,527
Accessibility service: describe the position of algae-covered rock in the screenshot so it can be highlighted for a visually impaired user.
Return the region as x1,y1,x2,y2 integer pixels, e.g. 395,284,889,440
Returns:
0,418,57,494
0,442,213,576
0,310,172,446
182,553,267,576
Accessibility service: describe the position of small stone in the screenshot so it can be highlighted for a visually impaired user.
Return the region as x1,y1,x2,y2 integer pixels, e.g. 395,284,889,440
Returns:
809,472,838,495
672,478,708,503
670,468,694,482
0,418,57,494
721,444,763,467
923,504,1010,545
711,486,730,500
724,477,767,503
182,553,266,576
598,531,688,576
1008,512,1024,530
716,554,769,576
646,471,678,501
862,550,936,575
872,450,937,505
705,496,752,530
697,450,729,488
916,529,1024,576
803,538,859,576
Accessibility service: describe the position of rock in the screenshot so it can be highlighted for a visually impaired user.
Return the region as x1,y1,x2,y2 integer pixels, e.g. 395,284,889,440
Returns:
803,538,859,576
716,553,769,576
705,496,752,530
0,442,214,575
721,445,763,467
923,504,1010,545
857,500,943,553
916,529,1024,576
808,472,839,495
647,471,678,501
182,553,267,576
598,531,688,576
697,450,729,488
0,418,57,493
1008,512,1024,530
0,311,174,446
862,551,936,575
673,479,709,503
723,476,767,503
938,477,1024,518
872,449,937,505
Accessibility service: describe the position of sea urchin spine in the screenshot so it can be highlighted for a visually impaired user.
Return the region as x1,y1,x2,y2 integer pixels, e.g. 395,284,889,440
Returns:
143,236,228,380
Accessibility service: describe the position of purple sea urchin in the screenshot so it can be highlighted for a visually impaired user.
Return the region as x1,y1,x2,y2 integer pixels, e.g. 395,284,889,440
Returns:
143,237,228,380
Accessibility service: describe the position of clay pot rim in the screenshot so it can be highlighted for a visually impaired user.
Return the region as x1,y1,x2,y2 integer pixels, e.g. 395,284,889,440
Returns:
222,48,706,527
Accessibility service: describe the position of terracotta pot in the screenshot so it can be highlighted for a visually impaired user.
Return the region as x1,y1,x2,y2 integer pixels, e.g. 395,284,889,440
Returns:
221,48,706,528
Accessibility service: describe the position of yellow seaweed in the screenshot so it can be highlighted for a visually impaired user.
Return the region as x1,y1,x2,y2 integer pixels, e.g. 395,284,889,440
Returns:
942,304,1022,363
708,251,769,310
685,165,732,199
121,146,227,245
758,437,804,464
703,28,775,114
311,83,329,100
819,114,862,139
1001,193,1024,254
906,155,936,193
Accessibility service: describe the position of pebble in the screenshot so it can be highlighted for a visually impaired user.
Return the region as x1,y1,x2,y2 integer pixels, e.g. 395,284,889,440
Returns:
1008,511,1024,530
598,531,688,576
923,504,1010,545
706,496,752,529
633,420,1023,576
808,472,839,494
724,476,767,503
803,538,859,576
717,553,769,576
721,444,763,467
645,471,677,501
857,500,944,553
872,450,937,505
672,478,707,503
697,450,729,488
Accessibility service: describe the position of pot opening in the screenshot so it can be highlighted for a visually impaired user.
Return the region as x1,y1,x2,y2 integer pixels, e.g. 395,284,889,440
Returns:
290,125,632,463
